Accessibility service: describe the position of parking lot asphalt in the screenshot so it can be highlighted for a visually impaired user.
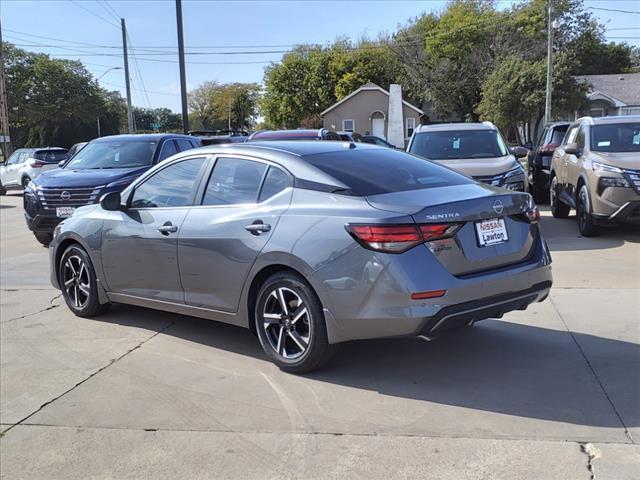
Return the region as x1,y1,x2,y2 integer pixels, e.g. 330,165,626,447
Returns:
1,191,639,479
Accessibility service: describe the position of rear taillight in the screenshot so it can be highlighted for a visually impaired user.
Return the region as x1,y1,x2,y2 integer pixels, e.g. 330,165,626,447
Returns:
346,223,462,253
30,161,45,168
539,143,559,154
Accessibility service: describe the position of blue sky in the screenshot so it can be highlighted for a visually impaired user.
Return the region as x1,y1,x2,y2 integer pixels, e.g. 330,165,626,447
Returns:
2,0,639,111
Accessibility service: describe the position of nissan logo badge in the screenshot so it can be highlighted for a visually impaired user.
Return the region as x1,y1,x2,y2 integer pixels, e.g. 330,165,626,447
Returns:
493,199,504,215
61,191,72,201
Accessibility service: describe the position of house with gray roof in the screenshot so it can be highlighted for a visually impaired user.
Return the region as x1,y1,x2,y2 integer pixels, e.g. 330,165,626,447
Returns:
574,73,640,117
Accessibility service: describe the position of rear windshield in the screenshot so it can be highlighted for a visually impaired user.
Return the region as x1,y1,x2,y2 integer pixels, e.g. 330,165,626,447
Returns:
33,150,68,162
591,123,640,152
409,130,508,160
304,148,469,196
65,140,158,169
550,126,569,145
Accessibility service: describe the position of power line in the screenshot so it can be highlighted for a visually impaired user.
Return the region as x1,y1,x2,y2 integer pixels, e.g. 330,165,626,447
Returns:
100,80,179,97
68,0,120,28
95,0,120,23
126,32,152,108
587,6,640,15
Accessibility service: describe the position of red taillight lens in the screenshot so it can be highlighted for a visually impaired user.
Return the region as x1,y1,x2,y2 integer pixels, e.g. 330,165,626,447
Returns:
30,161,44,168
411,290,447,300
540,143,559,154
347,223,461,253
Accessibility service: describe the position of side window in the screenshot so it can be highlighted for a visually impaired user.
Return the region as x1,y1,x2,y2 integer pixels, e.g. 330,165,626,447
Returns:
565,125,580,145
130,158,204,208
258,167,291,203
575,126,586,149
406,117,416,138
158,140,178,161
5,151,23,165
176,139,195,152
202,157,267,206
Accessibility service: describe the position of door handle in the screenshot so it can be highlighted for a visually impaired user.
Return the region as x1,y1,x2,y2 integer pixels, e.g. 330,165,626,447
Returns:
157,222,178,235
244,221,271,235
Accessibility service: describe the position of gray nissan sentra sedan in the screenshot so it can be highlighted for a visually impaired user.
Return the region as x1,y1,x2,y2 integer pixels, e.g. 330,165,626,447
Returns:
49,141,552,373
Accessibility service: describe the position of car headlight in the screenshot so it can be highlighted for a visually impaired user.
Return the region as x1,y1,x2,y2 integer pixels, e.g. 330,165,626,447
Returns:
592,161,623,174
504,164,525,179
598,177,630,194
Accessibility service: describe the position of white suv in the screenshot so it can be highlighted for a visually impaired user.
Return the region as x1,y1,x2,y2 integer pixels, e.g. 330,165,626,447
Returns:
407,122,527,191
0,148,68,194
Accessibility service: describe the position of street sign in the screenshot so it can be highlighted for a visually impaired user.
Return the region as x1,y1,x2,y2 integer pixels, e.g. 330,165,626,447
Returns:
150,122,160,130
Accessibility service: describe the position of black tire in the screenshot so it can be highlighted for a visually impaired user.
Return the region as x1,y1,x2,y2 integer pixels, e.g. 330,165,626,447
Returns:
34,232,53,246
577,184,600,237
254,271,335,374
0,181,6,196
21,176,31,189
531,181,548,204
58,244,111,317
550,174,570,218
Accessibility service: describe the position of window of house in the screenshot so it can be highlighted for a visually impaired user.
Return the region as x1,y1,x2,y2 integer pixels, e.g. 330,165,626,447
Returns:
342,119,355,132
406,117,416,137
589,108,604,117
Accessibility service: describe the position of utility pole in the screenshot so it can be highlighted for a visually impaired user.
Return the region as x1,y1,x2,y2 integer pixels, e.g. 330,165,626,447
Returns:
544,0,554,127
0,21,13,158
175,0,189,134
121,18,134,134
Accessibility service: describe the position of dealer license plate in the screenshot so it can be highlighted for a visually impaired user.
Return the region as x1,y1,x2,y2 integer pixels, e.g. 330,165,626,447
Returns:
56,207,75,218
475,218,508,246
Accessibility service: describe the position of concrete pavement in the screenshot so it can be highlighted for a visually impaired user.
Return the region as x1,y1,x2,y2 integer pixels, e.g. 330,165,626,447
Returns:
1,192,639,479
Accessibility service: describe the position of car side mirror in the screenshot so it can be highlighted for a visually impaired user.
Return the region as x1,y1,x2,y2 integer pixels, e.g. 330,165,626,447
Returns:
512,146,529,158
100,191,122,211
58,160,66,168
564,142,579,155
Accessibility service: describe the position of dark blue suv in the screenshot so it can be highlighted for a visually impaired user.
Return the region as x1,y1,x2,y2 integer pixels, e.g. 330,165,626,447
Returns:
24,134,201,245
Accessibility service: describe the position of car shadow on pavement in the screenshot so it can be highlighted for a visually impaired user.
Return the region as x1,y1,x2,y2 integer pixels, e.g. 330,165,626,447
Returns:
97,304,639,429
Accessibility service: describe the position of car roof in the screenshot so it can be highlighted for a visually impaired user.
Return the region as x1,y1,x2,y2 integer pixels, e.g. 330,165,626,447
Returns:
415,122,497,132
182,140,382,188
91,133,194,143
576,115,640,126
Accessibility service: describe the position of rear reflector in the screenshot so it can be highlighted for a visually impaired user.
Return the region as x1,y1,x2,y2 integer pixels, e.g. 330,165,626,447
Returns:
411,290,447,300
29,161,45,168
346,223,462,253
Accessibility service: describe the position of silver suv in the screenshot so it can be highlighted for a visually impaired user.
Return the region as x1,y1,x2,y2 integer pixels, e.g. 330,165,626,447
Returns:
407,122,527,191
550,116,640,236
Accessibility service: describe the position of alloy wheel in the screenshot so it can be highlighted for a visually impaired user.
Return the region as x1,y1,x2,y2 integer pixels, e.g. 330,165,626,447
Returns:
63,255,91,309
262,287,311,360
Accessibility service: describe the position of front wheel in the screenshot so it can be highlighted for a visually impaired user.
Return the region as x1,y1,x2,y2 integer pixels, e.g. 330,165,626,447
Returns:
22,176,31,189
577,185,600,237
255,272,335,374
59,244,111,317
550,175,570,218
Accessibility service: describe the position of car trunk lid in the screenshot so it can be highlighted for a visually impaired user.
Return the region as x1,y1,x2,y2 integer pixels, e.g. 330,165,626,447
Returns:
366,187,537,276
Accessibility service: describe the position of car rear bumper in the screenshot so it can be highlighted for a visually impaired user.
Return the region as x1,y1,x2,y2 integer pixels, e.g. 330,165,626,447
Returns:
316,228,553,344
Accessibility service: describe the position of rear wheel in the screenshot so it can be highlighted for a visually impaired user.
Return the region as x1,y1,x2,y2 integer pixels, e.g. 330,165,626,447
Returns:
577,184,600,237
21,176,31,189
0,180,6,195
34,232,53,246
550,175,570,218
254,271,335,374
58,244,111,317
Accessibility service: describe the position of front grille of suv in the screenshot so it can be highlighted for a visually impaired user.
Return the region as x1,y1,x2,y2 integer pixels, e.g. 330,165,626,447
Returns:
36,186,102,210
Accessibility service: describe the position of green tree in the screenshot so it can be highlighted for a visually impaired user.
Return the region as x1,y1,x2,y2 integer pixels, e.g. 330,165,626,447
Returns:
4,43,121,147
188,81,260,130
477,54,588,143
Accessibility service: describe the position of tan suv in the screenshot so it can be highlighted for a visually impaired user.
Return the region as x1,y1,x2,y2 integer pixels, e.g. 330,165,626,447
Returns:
550,116,640,236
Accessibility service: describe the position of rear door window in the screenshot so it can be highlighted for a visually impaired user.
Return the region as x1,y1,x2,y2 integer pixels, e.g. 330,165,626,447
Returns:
176,139,196,152
550,126,568,145
304,148,469,196
202,157,267,206
158,140,179,161
258,167,292,202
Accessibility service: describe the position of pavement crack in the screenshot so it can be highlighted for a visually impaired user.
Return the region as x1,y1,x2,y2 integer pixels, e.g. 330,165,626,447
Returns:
580,443,601,480
550,296,634,444
1,293,62,324
1,319,176,435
